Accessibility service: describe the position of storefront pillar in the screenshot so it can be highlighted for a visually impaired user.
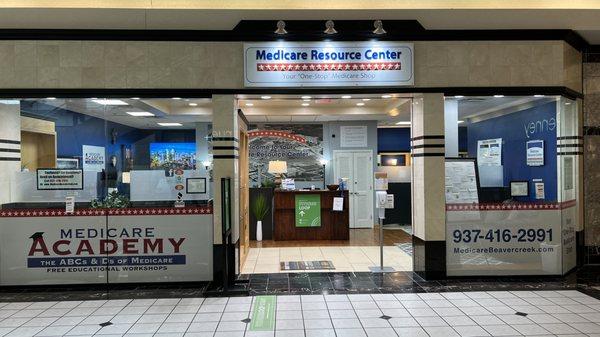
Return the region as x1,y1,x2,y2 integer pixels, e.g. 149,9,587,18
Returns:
211,95,240,280
411,93,447,279
0,103,21,206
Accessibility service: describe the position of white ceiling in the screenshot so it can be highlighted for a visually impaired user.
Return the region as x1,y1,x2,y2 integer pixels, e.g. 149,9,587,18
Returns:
0,8,598,43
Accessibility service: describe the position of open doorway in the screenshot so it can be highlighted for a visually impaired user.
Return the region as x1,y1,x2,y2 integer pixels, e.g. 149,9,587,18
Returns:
237,94,414,274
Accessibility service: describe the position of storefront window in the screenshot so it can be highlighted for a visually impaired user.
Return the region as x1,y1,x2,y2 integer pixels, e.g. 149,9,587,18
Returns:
0,98,213,286
444,95,579,276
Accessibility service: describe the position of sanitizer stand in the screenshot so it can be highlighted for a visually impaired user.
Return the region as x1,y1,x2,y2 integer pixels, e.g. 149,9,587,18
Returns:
369,173,395,273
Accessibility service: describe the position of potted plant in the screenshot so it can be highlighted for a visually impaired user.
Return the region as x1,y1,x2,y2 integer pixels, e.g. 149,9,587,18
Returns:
251,192,269,241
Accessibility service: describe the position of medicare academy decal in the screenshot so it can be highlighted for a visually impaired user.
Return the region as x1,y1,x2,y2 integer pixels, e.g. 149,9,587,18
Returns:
244,42,413,87
27,227,186,273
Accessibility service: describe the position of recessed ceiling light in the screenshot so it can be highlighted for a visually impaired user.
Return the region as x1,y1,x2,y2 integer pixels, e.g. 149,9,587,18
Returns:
565,102,572,105
92,99,128,106
131,97,140,100
302,103,310,106
261,96,271,100
362,98,371,101
454,95,464,98
493,95,504,98
534,94,545,97
172,97,181,100
302,99,311,102
356,102,365,106
189,102,198,107
457,120,465,124
245,103,254,107
341,95,352,99
126,111,154,117
395,121,411,125
381,95,392,99
157,122,183,126
46,97,56,100
301,96,311,99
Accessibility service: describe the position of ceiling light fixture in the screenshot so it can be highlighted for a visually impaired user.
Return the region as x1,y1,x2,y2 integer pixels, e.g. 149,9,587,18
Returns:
356,102,365,106
457,120,465,124
245,103,254,107
341,95,352,99
381,95,392,99
274,20,288,35
157,122,183,127
362,98,371,101
92,99,128,106
189,102,198,107
396,121,411,125
46,97,56,100
172,97,181,100
302,99,311,102
493,95,505,98
301,96,311,99
261,95,271,100
454,95,464,98
373,20,386,35
131,97,140,100
0,100,19,105
302,103,310,106
534,94,545,97
126,111,154,117
324,20,337,34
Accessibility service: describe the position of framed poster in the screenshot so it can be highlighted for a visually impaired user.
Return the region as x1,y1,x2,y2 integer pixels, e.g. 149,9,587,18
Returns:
186,177,207,194
526,140,544,166
477,138,502,166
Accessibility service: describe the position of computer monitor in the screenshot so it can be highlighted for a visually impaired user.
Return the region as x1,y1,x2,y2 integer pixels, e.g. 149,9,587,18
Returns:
510,181,529,197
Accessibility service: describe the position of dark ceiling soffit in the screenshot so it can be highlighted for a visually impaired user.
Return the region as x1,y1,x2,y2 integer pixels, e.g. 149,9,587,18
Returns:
0,86,582,100
0,20,588,51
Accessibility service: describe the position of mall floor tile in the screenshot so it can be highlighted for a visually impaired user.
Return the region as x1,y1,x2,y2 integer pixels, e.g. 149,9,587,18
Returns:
0,291,596,336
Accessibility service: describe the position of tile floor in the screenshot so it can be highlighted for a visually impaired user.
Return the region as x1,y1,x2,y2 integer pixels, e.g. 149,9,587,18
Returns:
242,246,412,274
0,290,599,336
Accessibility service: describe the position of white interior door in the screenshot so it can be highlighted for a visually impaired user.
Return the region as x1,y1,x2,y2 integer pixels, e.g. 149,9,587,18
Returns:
352,151,374,228
334,150,373,228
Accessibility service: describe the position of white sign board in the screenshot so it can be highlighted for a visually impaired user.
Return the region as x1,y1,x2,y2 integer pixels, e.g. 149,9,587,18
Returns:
477,138,502,166
0,209,213,285
82,145,105,172
340,125,368,148
446,206,564,276
244,42,414,87
36,169,83,190
445,160,479,204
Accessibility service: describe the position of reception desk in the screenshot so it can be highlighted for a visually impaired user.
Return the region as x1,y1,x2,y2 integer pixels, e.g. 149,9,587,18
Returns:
273,190,349,241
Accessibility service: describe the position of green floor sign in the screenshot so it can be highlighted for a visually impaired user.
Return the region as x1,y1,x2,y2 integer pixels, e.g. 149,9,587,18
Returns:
295,194,321,227
249,295,276,331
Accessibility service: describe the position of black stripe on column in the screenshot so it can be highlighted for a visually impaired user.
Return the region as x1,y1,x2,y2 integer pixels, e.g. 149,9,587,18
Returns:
0,157,20,161
557,144,583,148
0,148,20,153
557,136,583,140
0,139,20,145
212,137,239,142
411,135,445,141
213,155,240,159
557,151,583,155
212,146,239,150
411,153,445,157
411,144,445,149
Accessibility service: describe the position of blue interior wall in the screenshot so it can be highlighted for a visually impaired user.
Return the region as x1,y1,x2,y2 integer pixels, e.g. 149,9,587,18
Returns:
377,127,468,153
467,101,557,201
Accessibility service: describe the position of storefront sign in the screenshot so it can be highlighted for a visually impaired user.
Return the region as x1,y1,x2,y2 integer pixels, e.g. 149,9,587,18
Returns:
244,42,414,87
295,194,321,227
82,145,105,172
340,125,368,147
0,208,213,285
526,140,544,166
36,169,84,190
446,202,576,276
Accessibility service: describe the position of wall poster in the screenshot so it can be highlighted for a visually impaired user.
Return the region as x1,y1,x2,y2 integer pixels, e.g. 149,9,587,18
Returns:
477,138,502,166
526,140,544,166
82,145,106,172
340,125,368,148
248,124,323,185
444,159,479,204
36,169,83,190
